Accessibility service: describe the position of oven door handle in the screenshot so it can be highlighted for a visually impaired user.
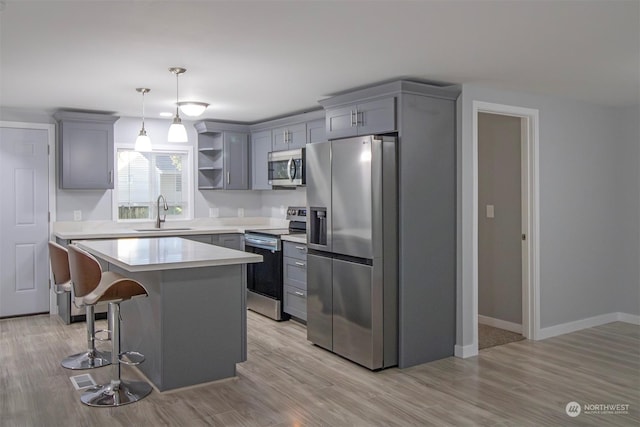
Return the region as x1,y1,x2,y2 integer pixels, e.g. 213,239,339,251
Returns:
244,236,280,252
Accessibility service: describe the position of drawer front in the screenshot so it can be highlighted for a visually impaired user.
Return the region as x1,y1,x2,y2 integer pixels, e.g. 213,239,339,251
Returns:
284,285,307,321
284,256,307,290
283,241,307,260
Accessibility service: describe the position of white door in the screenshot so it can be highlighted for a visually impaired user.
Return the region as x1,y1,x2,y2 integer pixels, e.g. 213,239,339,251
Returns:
0,127,50,317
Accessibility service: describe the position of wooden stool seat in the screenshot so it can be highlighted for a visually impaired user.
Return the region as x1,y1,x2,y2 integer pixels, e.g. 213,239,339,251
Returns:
49,241,111,370
67,245,152,407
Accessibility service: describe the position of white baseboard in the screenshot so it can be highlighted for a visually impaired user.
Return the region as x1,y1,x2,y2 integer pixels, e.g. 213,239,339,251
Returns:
454,344,478,359
618,312,640,325
538,312,638,340
478,315,522,334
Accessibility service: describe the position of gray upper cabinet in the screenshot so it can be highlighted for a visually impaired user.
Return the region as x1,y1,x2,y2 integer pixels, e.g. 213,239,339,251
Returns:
195,121,250,190
307,118,326,144
54,111,119,189
223,132,249,190
324,96,396,139
250,130,272,190
248,110,324,191
272,122,306,151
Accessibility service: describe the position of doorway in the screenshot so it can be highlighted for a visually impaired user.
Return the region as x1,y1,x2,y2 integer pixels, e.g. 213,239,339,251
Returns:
0,123,55,317
471,101,540,354
477,112,525,349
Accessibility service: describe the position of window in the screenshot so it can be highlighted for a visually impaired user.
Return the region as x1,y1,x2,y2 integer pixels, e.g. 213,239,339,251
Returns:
115,148,192,221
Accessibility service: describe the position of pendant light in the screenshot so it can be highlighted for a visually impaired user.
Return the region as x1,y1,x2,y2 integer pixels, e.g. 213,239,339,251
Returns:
167,67,188,143
134,88,152,152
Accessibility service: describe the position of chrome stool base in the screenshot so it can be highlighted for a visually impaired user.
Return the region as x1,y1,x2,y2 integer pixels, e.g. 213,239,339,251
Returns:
80,380,152,407
61,350,111,370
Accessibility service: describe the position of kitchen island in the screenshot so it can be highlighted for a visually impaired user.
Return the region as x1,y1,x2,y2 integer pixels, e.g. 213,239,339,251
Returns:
74,237,262,391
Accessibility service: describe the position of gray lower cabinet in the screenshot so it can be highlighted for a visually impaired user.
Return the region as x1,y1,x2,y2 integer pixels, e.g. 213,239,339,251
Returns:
214,233,243,250
251,130,272,190
283,241,307,321
324,97,396,139
183,233,243,250
54,111,119,189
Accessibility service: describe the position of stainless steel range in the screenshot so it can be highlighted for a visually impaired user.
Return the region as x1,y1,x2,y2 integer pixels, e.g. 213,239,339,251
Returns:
244,207,306,321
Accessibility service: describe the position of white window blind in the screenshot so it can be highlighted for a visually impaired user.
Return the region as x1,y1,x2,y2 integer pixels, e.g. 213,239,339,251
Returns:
116,149,189,221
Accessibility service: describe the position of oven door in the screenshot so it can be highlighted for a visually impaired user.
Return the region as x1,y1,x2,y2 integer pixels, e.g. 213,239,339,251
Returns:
245,244,283,300
268,149,305,187
245,241,288,320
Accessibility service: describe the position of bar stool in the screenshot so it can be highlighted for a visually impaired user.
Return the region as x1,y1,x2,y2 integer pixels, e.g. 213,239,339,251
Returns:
67,245,152,407
48,241,111,370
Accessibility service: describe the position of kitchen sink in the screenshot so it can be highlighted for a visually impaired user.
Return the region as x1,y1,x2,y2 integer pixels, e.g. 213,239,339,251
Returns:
134,227,193,232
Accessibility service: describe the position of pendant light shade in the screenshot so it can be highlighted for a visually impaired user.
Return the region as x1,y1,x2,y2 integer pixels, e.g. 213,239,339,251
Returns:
135,88,152,151
168,67,188,143
168,116,188,142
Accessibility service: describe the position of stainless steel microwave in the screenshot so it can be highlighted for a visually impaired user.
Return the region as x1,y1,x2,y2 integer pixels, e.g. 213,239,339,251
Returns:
268,148,305,187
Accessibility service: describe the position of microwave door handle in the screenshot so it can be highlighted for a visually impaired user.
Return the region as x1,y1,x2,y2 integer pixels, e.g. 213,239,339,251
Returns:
287,158,294,181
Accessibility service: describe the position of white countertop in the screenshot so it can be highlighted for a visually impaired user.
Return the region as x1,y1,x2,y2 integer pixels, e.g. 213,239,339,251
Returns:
281,234,307,245
75,237,263,272
54,217,290,240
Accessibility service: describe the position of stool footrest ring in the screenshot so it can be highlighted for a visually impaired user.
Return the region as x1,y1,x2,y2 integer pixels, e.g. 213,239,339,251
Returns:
118,351,145,366
94,329,111,341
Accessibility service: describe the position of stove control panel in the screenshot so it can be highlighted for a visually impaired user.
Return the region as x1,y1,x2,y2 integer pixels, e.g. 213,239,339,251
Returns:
286,206,307,221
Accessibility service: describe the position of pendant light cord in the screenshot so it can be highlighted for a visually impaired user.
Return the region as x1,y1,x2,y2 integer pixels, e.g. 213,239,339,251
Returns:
175,72,180,118
141,90,146,131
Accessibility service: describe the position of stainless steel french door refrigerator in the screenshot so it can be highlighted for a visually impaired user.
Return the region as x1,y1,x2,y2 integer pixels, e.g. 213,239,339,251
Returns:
306,135,397,370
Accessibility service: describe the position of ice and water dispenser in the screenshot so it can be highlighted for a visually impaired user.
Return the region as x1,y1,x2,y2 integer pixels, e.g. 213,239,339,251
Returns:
309,207,327,246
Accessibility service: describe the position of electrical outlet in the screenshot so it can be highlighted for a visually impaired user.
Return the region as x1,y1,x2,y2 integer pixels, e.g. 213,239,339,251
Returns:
237,208,244,218
209,208,219,218
73,210,82,221
280,205,286,216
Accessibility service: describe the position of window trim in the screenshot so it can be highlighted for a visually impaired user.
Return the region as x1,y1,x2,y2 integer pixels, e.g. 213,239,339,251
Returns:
113,142,194,223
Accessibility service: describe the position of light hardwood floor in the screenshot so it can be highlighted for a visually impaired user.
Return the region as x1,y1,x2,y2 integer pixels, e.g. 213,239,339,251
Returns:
1,311,638,426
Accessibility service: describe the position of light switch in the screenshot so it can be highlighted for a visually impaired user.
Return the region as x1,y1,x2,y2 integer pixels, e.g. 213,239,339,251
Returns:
486,205,494,218
73,210,82,221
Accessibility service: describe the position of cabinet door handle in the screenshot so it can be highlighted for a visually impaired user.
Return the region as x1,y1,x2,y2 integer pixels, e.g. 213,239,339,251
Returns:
227,172,230,185
294,291,304,296
355,108,361,126
350,110,356,127
294,246,306,250
108,170,113,184
295,261,305,267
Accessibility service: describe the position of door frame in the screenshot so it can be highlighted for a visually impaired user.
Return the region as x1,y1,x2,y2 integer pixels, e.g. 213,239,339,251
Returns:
0,121,57,314
471,101,540,352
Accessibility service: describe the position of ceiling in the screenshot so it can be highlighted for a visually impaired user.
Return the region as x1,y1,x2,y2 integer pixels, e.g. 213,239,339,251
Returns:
1,0,638,123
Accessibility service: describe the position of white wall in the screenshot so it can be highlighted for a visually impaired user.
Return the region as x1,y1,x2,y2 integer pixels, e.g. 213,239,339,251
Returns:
613,105,640,315
458,85,640,348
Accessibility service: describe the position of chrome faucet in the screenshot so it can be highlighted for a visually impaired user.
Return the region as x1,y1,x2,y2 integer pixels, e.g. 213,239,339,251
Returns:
155,194,168,228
